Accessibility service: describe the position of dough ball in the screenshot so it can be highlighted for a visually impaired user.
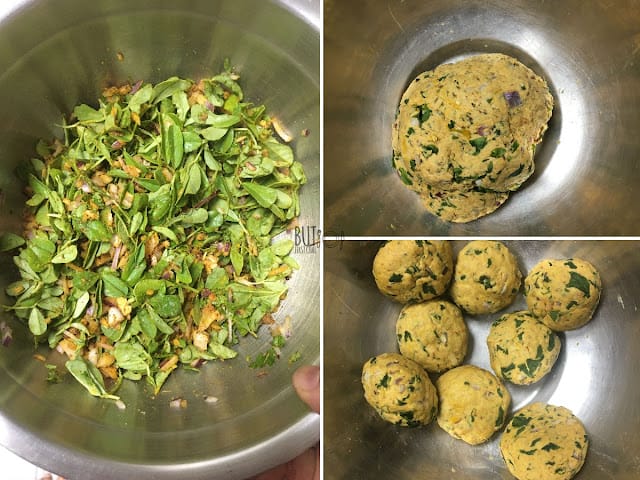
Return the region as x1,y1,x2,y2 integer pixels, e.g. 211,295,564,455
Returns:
450,240,522,315
396,300,468,373
436,364,511,445
372,240,453,303
500,403,589,480
524,258,602,331
361,352,438,427
487,311,561,385
392,53,553,222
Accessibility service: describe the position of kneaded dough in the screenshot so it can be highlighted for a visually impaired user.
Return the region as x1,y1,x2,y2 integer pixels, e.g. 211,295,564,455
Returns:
372,240,453,303
392,53,553,222
487,310,561,385
361,352,438,427
500,403,589,480
450,240,522,315
436,364,511,445
419,187,510,223
396,299,468,372
524,258,602,331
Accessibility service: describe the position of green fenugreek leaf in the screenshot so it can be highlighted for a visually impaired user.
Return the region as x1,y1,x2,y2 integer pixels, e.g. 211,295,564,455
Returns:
3,64,305,401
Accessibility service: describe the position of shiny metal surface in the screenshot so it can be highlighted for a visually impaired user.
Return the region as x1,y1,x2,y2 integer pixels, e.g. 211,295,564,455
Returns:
324,240,640,479
0,1,320,479
324,0,640,235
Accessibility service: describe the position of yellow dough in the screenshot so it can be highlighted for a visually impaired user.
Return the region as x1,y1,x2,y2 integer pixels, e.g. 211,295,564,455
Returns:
487,311,561,385
524,258,602,331
436,364,511,445
450,240,522,315
372,240,453,303
392,53,553,222
396,300,468,372
420,187,510,223
500,403,589,480
361,352,438,427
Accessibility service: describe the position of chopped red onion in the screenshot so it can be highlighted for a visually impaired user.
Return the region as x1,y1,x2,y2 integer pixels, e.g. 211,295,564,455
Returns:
190,358,205,368
1,321,12,347
216,242,231,254
503,91,522,108
111,244,122,270
130,79,144,95
476,125,489,136
169,397,187,409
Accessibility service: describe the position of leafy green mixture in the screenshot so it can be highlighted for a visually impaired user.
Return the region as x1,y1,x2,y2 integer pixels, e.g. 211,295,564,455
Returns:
1,62,306,399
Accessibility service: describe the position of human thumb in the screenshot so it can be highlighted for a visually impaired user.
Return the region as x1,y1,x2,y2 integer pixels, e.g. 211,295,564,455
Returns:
292,365,320,413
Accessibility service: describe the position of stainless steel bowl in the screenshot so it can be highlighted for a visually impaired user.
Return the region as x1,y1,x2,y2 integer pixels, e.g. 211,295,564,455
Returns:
0,1,320,479
324,240,640,479
324,0,640,235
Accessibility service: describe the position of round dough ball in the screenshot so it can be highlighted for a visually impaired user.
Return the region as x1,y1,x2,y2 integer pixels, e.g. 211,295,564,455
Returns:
500,403,589,480
450,240,522,315
487,311,561,385
396,300,468,373
524,258,602,331
361,352,438,427
436,364,511,445
372,240,453,303
392,53,553,223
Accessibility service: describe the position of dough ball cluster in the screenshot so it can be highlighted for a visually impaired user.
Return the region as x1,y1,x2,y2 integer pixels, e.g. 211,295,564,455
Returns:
363,241,598,478
524,258,602,331
372,240,453,303
500,403,589,480
361,352,438,427
396,300,468,373
392,53,554,222
436,365,511,445
450,240,522,315
487,311,561,385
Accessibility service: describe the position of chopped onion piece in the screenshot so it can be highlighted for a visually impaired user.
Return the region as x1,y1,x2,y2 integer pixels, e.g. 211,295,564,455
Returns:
170,397,188,409
0,321,12,347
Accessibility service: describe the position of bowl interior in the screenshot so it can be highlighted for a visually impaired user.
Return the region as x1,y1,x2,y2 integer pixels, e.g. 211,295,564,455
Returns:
0,1,320,479
324,240,640,479
324,0,640,235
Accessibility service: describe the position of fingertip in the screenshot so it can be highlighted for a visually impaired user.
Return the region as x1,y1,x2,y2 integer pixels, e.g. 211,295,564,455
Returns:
292,365,320,413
